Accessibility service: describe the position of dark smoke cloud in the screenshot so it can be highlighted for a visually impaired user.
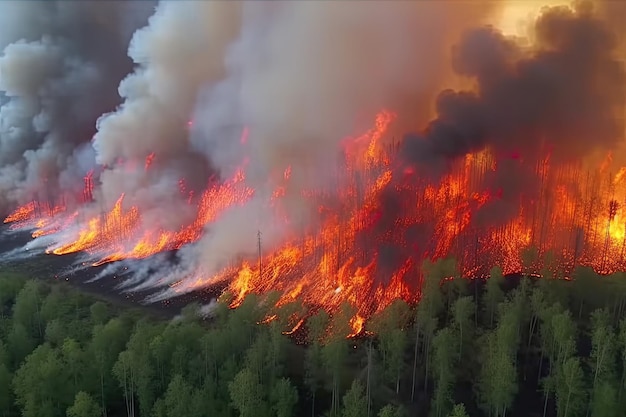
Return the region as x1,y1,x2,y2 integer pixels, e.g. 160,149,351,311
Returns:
0,1,154,213
161,0,501,293
401,3,625,172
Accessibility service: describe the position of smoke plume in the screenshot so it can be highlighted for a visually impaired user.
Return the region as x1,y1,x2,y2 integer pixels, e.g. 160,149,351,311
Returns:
154,0,501,290
3,1,626,302
400,3,625,172
0,1,154,213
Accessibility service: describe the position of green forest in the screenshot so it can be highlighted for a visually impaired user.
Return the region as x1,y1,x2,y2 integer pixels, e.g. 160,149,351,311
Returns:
1,257,626,417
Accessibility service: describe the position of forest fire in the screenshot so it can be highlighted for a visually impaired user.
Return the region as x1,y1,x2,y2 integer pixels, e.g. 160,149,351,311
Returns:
1,1,625,328
5,109,626,321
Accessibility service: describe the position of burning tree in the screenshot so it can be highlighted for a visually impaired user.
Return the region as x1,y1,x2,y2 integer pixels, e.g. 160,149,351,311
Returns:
1,2,626,331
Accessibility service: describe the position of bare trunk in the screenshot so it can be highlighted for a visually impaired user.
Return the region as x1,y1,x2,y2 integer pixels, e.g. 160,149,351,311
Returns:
100,370,107,417
411,322,421,402
564,390,571,417
459,323,463,359
122,366,130,417
396,373,400,394
474,282,479,327
130,366,135,417
366,341,372,417
542,385,549,417
424,338,430,392
618,363,626,399
578,300,584,319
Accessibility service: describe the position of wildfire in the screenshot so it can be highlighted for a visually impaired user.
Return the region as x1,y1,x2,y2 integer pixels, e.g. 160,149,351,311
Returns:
5,109,626,323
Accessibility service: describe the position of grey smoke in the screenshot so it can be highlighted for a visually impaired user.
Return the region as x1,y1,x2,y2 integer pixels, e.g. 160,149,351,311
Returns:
9,1,624,303
141,0,502,297
0,0,155,213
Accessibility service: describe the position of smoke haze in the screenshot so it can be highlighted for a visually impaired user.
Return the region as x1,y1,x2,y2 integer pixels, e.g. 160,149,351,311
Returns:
0,1,155,212
1,1,625,300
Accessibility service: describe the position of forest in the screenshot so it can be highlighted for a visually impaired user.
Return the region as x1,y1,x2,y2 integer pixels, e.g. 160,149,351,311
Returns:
1,255,626,417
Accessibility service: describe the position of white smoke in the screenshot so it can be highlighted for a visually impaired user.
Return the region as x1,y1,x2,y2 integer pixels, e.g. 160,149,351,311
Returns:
0,0,155,212
92,0,242,227
2,0,509,300
126,0,501,298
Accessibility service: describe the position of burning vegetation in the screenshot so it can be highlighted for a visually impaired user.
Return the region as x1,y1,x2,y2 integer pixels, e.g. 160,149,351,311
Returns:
1,1,626,328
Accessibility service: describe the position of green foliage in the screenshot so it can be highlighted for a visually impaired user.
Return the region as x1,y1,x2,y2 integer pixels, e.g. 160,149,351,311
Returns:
66,392,101,417
153,374,202,417
0,275,25,315
591,381,618,417
271,377,298,417
12,281,46,343
341,379,367,417
555,357,586,417
3,261,626,417
372,301,409,393
229,368,266,417
89,302,109,325
7,322,35,367
477,322,518,417
448,403,469,417
0,361,12,414
452,296,474,358
431,327,457,417
484,266,505,328
378,404,406,417
589,309,617,388
13,344,72,417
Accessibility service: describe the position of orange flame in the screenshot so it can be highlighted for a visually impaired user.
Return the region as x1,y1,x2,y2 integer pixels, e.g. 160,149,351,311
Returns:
6,112,626,330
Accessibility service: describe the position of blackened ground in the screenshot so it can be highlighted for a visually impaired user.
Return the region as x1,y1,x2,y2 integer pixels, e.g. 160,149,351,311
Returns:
0,224,227,319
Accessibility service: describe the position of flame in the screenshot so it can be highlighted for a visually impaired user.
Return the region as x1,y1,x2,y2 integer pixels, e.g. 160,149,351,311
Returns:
348,314,365,338
145,153,156,171
282,318,305,336
4,202,37,224
6,110,626,330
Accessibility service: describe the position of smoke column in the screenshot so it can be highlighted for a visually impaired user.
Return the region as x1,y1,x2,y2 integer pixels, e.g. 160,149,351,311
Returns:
2,1,626,304
108,0,500,293
0,1,154,213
